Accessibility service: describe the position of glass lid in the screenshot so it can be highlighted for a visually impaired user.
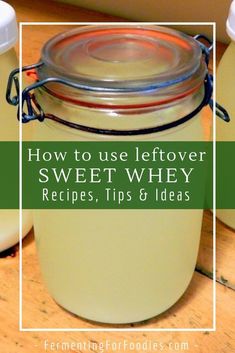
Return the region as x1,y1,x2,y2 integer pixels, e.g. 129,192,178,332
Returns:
39,25,204,91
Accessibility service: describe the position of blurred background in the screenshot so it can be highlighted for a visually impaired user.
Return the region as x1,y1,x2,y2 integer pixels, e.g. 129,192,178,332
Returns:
57,0,231,42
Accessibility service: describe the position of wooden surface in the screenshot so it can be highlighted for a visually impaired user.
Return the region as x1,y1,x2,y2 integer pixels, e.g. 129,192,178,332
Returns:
1,0,235,352
197,211,235,290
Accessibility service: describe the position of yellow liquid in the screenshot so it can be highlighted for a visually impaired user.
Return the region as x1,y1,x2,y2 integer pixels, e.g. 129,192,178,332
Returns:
32,89,205,323
0,210,32,252
0,49,33,251
0,49,20,141
216,42,235,229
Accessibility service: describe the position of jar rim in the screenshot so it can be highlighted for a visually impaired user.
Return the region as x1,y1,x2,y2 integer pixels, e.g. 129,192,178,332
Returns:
36,25,206,106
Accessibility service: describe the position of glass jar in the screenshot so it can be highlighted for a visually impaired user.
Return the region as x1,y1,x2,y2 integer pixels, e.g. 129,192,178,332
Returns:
216,0,235,229
19,25,212,323
0,1,32,252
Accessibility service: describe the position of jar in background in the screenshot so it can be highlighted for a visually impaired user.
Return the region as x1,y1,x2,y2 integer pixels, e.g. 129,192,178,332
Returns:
0,1,32,252
216,0,235,229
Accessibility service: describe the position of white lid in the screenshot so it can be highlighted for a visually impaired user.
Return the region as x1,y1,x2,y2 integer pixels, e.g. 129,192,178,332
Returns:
227,0,235,41
0,1,18,54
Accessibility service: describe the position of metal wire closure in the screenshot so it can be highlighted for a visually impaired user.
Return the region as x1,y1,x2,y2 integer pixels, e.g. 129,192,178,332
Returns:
193,34,230,123
6,35,230,135
6,62,44,107
42,73,214,136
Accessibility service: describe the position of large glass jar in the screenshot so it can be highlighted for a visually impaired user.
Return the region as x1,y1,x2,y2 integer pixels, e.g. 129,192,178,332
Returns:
216,0,235,229
23,25,210,323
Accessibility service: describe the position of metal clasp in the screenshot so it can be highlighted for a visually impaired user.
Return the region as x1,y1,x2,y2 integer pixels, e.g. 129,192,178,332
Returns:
6,62,44,106
194,34,230,122
194,34,213,66
6,33,231,124
6,62,46,123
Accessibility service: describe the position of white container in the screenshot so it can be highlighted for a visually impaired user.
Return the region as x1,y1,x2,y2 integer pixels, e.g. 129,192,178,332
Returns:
21,25,210,323
0,1,32,252
216,0,235,229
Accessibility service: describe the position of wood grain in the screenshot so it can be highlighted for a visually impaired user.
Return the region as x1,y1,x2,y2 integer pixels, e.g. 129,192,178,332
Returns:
197,211,235,290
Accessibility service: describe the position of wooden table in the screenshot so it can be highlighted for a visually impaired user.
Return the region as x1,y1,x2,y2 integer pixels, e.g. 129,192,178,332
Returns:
1,0,235,352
